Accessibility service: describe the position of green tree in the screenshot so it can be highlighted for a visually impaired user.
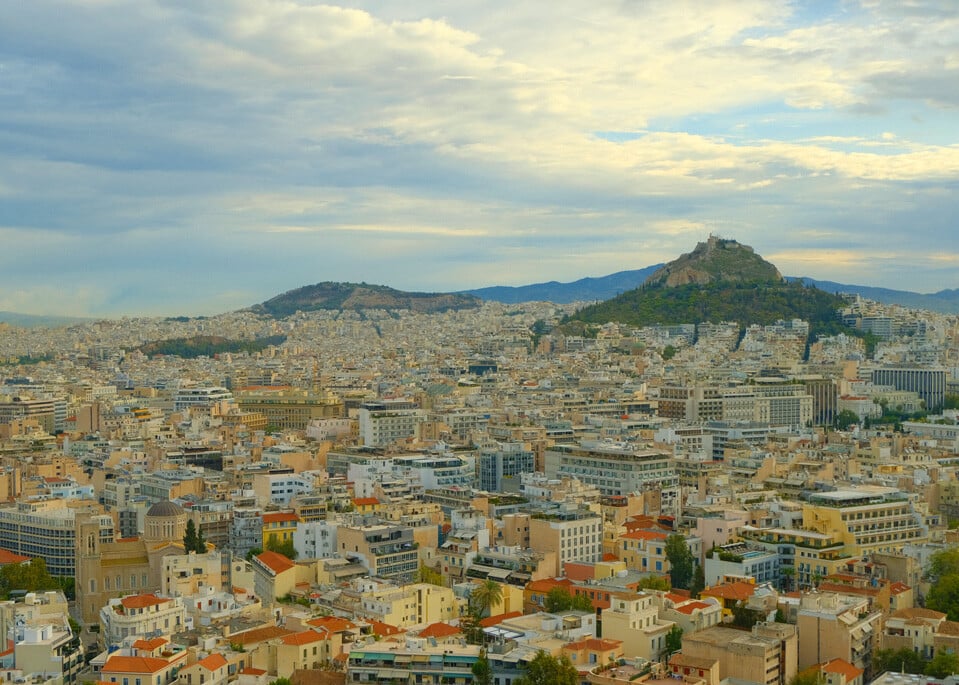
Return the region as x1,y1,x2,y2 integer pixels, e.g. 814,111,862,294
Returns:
925,648,959,678
472,651,493,685
417,564,444,586
929,548,959,579
927,575,959,621
514,651,578,685
665,625,683,654
872,648,925,675
834,409,860,430
661,345,677,361
245,547,263,562
0,558,59,599
268,679,293,685
665,534,694,590
265,537,298,560
195,524,206,552
183,519,202,553
637,575,670,591
691,565,705,597
545,587,592,613
470,579,503,618
781,566,796,592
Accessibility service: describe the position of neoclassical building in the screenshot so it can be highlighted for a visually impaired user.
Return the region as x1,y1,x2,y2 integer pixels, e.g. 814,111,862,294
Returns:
76,500,190,627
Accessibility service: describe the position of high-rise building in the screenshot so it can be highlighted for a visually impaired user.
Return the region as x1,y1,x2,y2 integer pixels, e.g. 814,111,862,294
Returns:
479,442,534,492
869,367,946,410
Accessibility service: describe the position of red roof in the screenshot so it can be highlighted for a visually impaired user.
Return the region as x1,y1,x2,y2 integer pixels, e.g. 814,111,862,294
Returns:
418,622,461,639
564,638,622,651
479,611,523,628
0,548,31,565
890,581,911,595
197,654,228,671
352,497,380,506
240,668,267,676
256,550,296,575
821,658,864,681
702,581,755,602
366,619,404,637
526,577,573,593
120,594,171,610
674,601,712,615
231,626,294,645
621,530,669,542
281,630,327,646
307,616,357,632
132,637,168,651
102,656,172,674
263,512,300,524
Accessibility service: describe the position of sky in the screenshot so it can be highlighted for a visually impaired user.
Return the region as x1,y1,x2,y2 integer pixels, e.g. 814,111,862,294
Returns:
1,0,958,317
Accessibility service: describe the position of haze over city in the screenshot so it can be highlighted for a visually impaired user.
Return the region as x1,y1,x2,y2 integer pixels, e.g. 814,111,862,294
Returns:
2,0,958,317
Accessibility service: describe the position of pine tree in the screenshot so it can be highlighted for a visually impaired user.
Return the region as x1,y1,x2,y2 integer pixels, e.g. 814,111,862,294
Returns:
183,519,199,553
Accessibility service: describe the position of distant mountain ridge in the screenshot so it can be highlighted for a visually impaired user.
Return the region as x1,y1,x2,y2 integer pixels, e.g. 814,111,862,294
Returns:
0,311,91,328
253,281,481,318
461,266,663,304
789,278,959,314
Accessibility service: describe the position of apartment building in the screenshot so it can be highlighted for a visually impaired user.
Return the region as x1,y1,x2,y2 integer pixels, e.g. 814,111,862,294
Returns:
797,592,882,676
528,508,603,576
235,388,342,430
682,623,798,685
99,593,187,647
479,442,534,493
544,442,679,513
337,522,419,582
601,591,675,661
357,400,425,447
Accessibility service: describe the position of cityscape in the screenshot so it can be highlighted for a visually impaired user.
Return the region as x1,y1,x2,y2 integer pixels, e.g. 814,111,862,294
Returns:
2,3,959,685
0,235,958,685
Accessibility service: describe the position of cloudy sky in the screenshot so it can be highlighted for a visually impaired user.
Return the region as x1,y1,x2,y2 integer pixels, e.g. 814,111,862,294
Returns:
1,0,958,316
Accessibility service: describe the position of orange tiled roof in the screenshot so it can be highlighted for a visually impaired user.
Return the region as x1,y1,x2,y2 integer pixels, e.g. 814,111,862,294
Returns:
281,630,327,646
890,581,911,595
891,607,946,620
197,654,228,671
674,601,712,615
307,616,357,632
565,637,622,651
240,668,267,676
366,619,404,637
621,530,669,541
352,497,380,506
702,581,755,602
120,593,171,609
526,577,573,593
821,658,864,680
132,637,168,651
102,656,172,674
256,550,296,575
263,512,300,524
231,625,294,645
418,622,461,639
479,611,523,628
0,548,31,565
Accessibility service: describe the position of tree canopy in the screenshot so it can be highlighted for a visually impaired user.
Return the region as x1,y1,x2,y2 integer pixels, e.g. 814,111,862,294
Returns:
544,587,594,613
182,519,206,554
470,579,503,618
665,534,694,590
514,651,579,685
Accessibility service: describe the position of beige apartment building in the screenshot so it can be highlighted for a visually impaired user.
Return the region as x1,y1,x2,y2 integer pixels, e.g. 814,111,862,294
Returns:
797,592,882,676
681,623,798,685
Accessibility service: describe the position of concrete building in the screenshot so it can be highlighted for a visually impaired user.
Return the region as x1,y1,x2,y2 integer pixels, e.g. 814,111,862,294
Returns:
796,592,882,676
528,507,603,576
357,400,425,447
681,623,798,685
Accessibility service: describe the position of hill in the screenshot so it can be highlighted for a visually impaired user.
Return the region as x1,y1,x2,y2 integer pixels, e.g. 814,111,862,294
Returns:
254,282,481,318
566,237,848,335
0,311,91,328
461,265,664,304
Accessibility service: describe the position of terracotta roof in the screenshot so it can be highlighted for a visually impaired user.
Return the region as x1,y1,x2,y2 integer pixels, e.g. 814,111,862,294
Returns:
0,548,31,565
256,550,296,575
621,530,669,542
674,601,713,615
366,619,404,637
120,593,171,609
240,668,267,675
231,625,294,645
702,581,755,602
890,581,911,595
263,512,300,524
352,497,380,506
282,630,327,646
132,637,168,651
665,592,688,604
938,621,959,636
418,622,461,639
821,658,864,681
891,607,946,621
526,577,573,593
307,616,357,632
602,553,619,562
102,656,172,674
197,654,228,671
479,611,523,628
564,638,622,651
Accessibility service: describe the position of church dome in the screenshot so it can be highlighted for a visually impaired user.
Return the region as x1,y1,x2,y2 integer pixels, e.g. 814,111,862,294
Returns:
146,500,185,518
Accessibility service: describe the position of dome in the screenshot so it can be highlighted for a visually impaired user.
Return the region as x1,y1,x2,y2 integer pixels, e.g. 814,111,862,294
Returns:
146,500,185,518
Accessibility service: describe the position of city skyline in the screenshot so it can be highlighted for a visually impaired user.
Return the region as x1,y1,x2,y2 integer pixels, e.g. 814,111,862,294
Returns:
2,1,958,317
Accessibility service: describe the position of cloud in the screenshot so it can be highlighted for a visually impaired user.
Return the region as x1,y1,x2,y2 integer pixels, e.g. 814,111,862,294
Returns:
0,0,957,314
